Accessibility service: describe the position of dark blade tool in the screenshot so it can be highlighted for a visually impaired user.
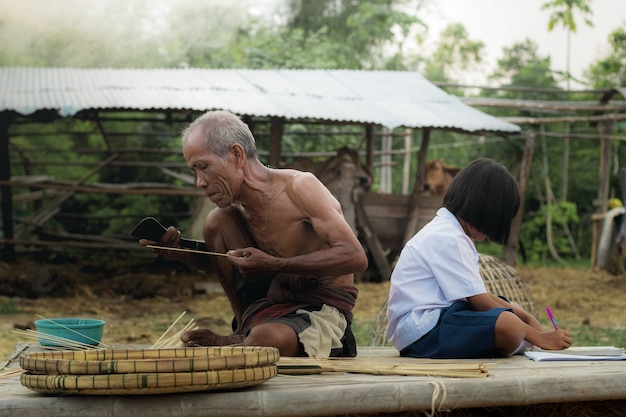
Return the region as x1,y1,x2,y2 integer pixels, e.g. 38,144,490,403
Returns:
130,217,207,251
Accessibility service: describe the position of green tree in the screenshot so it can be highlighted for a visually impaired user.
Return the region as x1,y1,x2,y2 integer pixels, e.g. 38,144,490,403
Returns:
585,27,626,88
542,0,594,89
422,23,484,85
283,0,427,69
542,0,594,202
489,39,559,94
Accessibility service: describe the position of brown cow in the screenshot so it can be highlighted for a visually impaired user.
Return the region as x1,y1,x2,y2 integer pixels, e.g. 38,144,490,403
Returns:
287,147,373,233
288,147,372,191
423,158,461,196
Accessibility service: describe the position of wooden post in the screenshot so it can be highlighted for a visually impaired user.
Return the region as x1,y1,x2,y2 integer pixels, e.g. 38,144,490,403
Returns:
338,160,357,234
592,119,614,268
365,124,374,175
0,112,15,261
504,131,535,266
402,129,430,245
268,117,283,168
402,129,412,195
355,198,392,281
598,120,613,205
380,128,392,193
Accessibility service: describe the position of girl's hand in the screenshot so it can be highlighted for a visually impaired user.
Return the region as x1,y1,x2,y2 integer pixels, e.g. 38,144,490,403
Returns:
537,328,573,350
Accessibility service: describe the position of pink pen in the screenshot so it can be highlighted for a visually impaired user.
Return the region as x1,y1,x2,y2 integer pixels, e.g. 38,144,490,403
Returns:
546,306,558,329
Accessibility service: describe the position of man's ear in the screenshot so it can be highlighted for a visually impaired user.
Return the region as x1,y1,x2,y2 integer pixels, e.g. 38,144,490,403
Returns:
230,143,246,167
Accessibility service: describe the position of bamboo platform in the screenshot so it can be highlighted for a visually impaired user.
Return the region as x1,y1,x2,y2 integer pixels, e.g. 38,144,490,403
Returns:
2,344,626,417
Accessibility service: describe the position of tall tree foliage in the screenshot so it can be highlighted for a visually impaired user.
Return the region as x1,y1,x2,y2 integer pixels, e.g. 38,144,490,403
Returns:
542,0,594,88
542,0,594,202
422,23,484,84
0,0,251,68
585,27,626,88
489,39,559,95
585,26,626,218
283,0,426,69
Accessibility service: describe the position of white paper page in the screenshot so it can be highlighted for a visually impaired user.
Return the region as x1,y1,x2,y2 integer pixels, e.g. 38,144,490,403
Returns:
525,351,626,362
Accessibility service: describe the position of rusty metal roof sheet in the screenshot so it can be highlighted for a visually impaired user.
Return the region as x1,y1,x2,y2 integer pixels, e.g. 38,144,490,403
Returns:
1,67,520,133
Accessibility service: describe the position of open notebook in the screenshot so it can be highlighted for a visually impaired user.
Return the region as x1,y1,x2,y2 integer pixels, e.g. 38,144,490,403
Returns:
525,346,626,361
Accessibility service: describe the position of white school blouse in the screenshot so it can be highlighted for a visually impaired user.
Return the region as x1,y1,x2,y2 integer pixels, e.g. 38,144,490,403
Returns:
386,207,487,351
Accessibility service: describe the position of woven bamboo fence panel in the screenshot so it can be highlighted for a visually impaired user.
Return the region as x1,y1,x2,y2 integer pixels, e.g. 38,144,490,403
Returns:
369,254,536,347
20,346,279,395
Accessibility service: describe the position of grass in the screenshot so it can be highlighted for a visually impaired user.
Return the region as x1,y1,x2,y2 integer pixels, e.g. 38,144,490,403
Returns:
0,298,18,315
571,325,626,348
353,319,379,346
537,317,626,349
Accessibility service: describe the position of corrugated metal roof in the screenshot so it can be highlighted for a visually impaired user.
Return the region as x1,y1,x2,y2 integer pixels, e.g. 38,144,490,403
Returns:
0,67,520,133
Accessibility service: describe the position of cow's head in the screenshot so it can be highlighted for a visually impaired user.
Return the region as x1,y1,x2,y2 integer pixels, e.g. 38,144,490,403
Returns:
423,158,461,196
318,147,372,192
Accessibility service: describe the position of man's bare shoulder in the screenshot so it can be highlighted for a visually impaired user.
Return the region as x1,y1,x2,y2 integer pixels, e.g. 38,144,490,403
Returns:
274,168,327,195
276,167,317,181
278,169,341,216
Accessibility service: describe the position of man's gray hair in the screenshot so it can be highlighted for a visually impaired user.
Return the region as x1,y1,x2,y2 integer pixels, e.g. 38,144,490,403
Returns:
181,110,257,159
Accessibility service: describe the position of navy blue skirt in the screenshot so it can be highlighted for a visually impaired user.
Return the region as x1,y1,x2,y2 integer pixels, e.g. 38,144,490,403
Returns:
400,301,511,359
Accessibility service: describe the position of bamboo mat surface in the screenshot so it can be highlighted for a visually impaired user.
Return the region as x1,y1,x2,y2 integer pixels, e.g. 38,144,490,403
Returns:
2,344,626,417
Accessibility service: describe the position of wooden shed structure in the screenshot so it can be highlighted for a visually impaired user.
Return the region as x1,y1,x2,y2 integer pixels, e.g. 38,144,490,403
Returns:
461,86,626,270
1,67,522,277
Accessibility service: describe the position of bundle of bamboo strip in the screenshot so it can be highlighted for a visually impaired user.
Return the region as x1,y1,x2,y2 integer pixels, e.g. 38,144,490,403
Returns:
0,368,25,380
277,357,489,378
150,311,198,348
11,329,110,351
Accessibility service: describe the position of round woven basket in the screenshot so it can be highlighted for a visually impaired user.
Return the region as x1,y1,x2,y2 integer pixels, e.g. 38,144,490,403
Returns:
20,346,279,395
369,253,536,347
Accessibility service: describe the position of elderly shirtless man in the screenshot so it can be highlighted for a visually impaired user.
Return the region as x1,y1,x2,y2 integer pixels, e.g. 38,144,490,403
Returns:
141,110,368,357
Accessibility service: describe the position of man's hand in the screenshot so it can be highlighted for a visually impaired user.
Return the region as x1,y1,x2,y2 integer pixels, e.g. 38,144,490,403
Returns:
139,226,182,259
227,247,283,279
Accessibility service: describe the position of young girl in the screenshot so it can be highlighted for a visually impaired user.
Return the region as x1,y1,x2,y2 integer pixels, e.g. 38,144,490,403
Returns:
386,158,572,358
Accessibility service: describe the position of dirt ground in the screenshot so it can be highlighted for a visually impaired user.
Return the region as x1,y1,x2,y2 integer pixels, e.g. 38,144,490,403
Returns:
1,256,626,361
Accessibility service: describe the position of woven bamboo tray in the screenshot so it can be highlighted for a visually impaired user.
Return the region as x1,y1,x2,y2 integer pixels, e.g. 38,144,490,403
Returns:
20,346,279,395
21,346,279,375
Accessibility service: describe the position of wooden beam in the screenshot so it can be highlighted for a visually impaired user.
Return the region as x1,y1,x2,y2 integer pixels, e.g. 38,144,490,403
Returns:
268,117,284,167
14,153,119,238
0,112,16,261
504,112,626,125
435,81,613,96
462,97,626,112
0,180,203,197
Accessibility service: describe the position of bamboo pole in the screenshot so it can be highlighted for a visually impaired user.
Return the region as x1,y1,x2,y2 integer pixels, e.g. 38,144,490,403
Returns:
14,153,119,238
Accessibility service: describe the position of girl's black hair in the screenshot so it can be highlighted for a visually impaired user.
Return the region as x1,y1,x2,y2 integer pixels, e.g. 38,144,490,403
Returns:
442,158,520,245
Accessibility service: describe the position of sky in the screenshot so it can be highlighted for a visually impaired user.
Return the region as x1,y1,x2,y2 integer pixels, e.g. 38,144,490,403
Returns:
424,0,625,87
0,0,623,88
